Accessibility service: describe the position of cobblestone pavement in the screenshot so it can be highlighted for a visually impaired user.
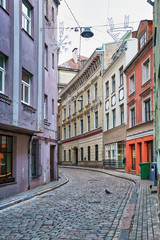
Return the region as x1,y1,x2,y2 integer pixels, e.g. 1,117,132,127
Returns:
0,168,134,240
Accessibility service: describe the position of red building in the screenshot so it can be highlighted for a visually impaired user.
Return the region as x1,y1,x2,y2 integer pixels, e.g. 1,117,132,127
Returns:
124,20,153,174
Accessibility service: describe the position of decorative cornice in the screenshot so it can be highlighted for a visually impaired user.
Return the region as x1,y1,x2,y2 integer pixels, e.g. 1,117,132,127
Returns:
139,87,152,97
127,98,136,106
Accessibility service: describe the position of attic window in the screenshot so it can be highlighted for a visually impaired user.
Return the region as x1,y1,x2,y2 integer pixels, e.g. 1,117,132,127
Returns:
140,31,147,49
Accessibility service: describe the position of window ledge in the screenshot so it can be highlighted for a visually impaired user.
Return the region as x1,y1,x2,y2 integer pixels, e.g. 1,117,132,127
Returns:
128,91,135,98
141,79,151,88
119,84,124,89
22,28,34,41
22,102,36,113
0,93,12,105
0,180,16,187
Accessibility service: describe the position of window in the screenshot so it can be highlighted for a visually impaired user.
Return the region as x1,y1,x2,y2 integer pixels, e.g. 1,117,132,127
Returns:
74,122,77,136
145,99,151,122
140,31,147,49
119,66,123,86
81,148,83,161
64,127,66,140
88,146,90,161
74,101,76,113
22,1,31,35
129,74,135,95
79,96,83,110
31,140,42,177
87,116,90,131
120,104,124,125
105,145,110,159
52,53,54,69
0,135,14,184
22,70,30,105
44,0,48,19
106,113,109,130
87,90,90,105
112,109,116,128
69,149,71,162
111,144,116,160
142,58,150,84
95,145,98,161
94,83,98,100
0,54,5,94
68,125,71,138
52,99,54,114
112,75,115,93
64,108,66,120
44,95,48,120
105,81,109,98
64,150,66,161
44,44,48,69
52,7,54,22
130,108,135,127
80,119,83,134
68,105,71,116
0,0,6,9
95,111,98,128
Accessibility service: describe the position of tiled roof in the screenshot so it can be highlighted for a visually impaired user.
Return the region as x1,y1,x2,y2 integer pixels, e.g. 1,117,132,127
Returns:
59,56,88,69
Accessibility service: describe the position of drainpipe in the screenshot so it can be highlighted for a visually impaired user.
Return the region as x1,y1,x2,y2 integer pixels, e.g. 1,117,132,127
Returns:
28,135,34,190
101,49,105,166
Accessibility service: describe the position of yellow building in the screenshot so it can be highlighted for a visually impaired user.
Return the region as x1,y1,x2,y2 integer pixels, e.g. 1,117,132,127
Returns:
58,44,117,167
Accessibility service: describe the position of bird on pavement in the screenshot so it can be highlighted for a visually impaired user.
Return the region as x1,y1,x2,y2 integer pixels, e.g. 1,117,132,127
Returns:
105,189,111,194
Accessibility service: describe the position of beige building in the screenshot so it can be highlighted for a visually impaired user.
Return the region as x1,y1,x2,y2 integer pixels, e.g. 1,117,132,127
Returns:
58,43,117,167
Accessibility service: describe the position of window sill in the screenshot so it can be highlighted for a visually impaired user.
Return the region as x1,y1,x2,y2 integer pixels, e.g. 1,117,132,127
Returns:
141,79,151,88
22,28,34,41
0,179,16,187
119,84,124,89
0,5,9,15
22,102,36,113
128,91,135,98
0,93,12,105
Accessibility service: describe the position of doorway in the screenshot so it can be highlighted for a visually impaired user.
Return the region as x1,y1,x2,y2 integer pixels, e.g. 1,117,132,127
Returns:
131,144,136,170
147,141,153,163
50,145,55,181
75,147,78,165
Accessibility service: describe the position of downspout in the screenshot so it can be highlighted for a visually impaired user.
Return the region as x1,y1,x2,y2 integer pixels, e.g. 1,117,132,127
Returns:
101,50,105,166
28,135,34,190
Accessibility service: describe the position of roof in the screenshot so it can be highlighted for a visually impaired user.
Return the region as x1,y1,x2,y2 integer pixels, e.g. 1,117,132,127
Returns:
59,56,88,70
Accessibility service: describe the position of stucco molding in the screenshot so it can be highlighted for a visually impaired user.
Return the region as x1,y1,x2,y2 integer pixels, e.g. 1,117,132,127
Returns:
126,129,153,141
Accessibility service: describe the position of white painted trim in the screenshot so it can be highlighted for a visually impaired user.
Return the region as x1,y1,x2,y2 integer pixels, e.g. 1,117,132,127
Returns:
129,104,136,128
142,94,151,123
129,72,135,95
126,130,153,141
141,55,151,85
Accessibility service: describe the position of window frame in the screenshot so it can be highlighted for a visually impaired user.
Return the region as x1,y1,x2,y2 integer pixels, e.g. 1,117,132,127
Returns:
81,147,83,161
144,98,151,122
74,122,77,136
120,104,124,125
68,125,71,138
112,74,116,93
119,66,123,86
87,115,90,131
106,112,109,130
129,73,135,95
142,56,151,85
63,127,66,140
21,70,31,105
63,108,66,120
0,54,5,94
80,119,83,134
105,81,109,98
22,0,31,35
94,82,98,100
64,150,66,161
73,100,76,113
87,89,90,105
44,94,48,120
112,109,116,128
44,44,48,70
0,0,6,10
95,145,98,161
95,111,98,128
130,106,136,127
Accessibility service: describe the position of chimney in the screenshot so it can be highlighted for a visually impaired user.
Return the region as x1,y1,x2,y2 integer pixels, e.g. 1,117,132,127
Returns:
72,48,78,64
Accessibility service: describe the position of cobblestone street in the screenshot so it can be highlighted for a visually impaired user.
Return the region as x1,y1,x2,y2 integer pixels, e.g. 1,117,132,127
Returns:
0,168,135,240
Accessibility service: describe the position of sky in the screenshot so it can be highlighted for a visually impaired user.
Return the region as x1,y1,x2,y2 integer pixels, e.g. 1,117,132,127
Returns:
57,0,153,65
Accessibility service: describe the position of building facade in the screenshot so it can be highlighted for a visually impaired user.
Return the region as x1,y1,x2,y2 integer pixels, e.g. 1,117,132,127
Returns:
153,0,160,217
0,0,60,199
58,43,117,167
103,34,138,168
124,20,153,174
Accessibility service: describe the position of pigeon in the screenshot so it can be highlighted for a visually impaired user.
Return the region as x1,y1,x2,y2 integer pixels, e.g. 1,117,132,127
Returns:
105,189,111,194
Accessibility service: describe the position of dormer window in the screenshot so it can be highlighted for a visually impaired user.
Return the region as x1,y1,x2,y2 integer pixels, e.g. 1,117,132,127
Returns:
140,31,147,49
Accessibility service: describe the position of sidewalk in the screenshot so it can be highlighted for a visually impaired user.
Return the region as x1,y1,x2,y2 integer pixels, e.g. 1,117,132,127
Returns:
60,166,160,240
0,173,68,211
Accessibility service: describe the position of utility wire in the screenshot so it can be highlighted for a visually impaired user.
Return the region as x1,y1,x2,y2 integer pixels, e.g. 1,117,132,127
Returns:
63,0,81,28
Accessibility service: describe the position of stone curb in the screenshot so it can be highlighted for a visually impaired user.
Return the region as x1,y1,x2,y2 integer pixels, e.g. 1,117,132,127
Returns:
0,175,69,211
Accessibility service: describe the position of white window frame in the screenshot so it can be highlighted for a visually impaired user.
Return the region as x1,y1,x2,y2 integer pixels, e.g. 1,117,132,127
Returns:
120,104,124,125
0,0,6,9
79,95,83,110
105,144,110,159
112,74,115,93
106,112,109,130
73,100,76,113
142,56,151,85
142,94,151,123
129,73,135,95
68,104,71,117
94,111,98,128
63,108,66,120
129,104,136,128
140,31,147,49
105,81,109,98
87,115,90,131
112,109,116,128
22,1,31,35
63,127,66,140
68,125,71,138
0,55,5,94
80,118,83,134
87,89,90,105
119,66,123,86
94,82,98,100
21,71,30,105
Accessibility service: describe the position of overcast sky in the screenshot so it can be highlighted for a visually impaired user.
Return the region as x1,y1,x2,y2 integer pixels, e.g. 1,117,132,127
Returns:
57,0,153,64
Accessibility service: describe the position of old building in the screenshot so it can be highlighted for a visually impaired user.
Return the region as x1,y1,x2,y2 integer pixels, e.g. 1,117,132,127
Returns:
153,0,160,217
58,48,88,93
103,33,138,168
58,43,117,167
124,20,153,174
0,0,60,199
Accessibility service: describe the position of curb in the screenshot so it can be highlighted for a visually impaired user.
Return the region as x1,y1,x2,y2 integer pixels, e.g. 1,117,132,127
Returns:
0,175,69,211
